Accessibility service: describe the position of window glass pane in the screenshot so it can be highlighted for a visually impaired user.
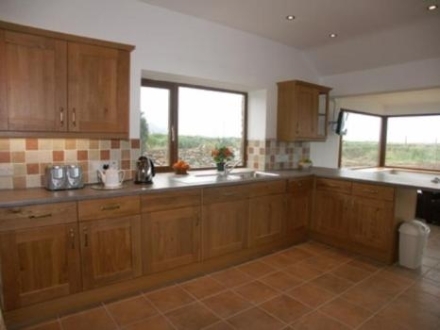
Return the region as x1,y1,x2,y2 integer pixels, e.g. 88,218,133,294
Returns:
140,86,170,166
340,112,381,168
386,116,440,170
178,87,245,168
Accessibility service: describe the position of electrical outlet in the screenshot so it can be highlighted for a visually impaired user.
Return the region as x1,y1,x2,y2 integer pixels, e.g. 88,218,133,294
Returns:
0,164,13,177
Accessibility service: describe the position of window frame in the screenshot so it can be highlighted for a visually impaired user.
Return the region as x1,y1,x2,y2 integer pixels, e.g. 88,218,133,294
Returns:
141,78,248,172
339,110,440,172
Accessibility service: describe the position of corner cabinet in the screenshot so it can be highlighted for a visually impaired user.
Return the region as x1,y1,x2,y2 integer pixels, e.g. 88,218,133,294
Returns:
0,20,134,138
277,80,332,141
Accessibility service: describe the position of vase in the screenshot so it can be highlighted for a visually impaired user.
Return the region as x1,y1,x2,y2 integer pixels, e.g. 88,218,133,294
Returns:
216,162,225,172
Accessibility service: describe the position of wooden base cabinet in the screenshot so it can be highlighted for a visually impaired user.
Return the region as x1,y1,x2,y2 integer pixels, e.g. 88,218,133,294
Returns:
0,203,81,311
141,189,201,274
78,196,142,290
203,185,250,259
249,181,287,247
287,177,313,234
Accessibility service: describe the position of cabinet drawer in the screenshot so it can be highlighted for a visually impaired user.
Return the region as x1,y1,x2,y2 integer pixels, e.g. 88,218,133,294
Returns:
315,178,352,194
141,189,201,212
78,196,140,221
203,184,250,204
0,202,77,231
249,180,286,198
352,182,394,201
288,177,313,192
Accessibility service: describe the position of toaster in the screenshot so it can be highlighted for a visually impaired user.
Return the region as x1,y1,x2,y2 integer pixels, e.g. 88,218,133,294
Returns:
44,165,84,191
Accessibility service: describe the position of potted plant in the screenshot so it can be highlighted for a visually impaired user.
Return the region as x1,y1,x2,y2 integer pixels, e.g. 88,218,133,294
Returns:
211,146,234,171
298,158,313,170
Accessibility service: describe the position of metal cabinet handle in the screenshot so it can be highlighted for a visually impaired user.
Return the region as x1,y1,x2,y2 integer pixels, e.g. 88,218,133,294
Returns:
29,213,52,219
101,204,121,211
69,228,75,249
60,108,64,126
72,108,77,127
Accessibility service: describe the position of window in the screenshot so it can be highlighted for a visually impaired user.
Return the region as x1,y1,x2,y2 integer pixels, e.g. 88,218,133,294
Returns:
140,79,247,171
339,111,382,168
386,115,440,170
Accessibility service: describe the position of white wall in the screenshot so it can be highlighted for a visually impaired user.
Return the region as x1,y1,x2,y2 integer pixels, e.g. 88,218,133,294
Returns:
0,0,318,139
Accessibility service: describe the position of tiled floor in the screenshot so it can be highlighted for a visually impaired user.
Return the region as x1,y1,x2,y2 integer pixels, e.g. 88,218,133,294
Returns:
25,225,440,330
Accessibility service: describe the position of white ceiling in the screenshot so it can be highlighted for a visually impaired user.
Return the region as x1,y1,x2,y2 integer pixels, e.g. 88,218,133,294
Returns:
139,0,440,76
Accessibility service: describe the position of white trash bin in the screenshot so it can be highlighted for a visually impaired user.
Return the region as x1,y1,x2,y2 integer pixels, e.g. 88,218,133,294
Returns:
398,220,430,269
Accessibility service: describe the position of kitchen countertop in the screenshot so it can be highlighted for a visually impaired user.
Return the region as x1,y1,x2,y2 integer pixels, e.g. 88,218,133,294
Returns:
1,167,439,207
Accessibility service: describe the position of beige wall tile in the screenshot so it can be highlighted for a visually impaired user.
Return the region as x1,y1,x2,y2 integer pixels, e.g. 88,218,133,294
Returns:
0,139,10,151
38,139,53,150
10,139,25,151
0,177,13,190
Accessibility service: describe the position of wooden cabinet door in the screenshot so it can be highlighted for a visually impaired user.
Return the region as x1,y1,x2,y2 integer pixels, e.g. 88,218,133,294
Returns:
312,189,351,240
287,178,312,232
297,85,319,139
0,223,81,311
0,29,67,132
249,194,286,247
68,42,129,135
142,206,201,274
203,200,249,259
350,197,394,251
79,215,141,290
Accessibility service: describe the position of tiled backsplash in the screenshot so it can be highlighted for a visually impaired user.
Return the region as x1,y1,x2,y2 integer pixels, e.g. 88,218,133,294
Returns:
247,139,310,171
0,138,140,190
0,138,308,190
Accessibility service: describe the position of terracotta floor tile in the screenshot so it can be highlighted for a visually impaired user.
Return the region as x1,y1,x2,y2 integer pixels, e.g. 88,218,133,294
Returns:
105,295,157,327
146,285,195,313
165,302,220,330
296,241,332,255
284,262,324,281
236,260,276,279
204,321,236,330
357,315,412,330
394,289,440,317
347,258,385,273
23,320,61,330
412,278,440,298
319,297,373,328
341,283,395,312
201,290,252,318
300,255,344,272
180,276,225,299
422,256,440,268
210,267,253,288
292,310,351,330
234,280,279,304
309,273,354,295
122,315,175,330
424,268,440,284
330,263,373,283
278,247,314,263
287,282,335,308
361,274,410,296
261,253,298,269
60,306,117,330
226,307,285,330
259,271,303,291
259,294,311,323
379,265,427,284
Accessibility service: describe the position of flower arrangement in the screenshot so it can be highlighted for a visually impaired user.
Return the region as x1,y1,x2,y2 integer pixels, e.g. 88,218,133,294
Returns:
211,146,234,163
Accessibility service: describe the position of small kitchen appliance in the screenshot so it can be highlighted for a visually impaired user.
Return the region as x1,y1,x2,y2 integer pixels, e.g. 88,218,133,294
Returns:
134,156,155,184
44,165,84,191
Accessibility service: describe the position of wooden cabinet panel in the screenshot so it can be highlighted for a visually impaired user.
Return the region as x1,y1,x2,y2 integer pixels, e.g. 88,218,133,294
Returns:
68,42,128,135
249,194,286,247
351,197,394,251
0,202,80,311
296,85,319,138
287,178,312,232
142,206,201,273
0,30,67,132
248,180,286,198
352,182,394,201
141,189,201,213
203,184,250,204
315,178,352,194
203,199,249,259
79,215,141,290
78,196,140,221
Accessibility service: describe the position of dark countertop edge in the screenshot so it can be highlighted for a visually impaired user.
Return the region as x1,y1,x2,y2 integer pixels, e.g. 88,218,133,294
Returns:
1,167,439,207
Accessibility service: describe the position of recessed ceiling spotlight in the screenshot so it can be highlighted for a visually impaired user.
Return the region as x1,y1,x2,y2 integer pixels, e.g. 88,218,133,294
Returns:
329,33,338,38
286,15,295,20
427,4,438,11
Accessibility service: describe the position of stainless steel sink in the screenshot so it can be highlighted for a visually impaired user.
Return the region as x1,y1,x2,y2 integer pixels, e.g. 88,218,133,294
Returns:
172,170,280,184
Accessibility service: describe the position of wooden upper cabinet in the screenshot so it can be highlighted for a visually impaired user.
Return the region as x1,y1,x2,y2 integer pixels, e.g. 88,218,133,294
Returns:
68,43,129,135
277,80,331,141
0,30,67,132
0,20,134,138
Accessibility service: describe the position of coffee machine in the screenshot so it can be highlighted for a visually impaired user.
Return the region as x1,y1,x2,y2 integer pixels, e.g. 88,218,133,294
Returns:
134,156,155,184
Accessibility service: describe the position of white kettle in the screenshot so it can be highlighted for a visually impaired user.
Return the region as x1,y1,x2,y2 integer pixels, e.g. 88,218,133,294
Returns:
98,168,124,188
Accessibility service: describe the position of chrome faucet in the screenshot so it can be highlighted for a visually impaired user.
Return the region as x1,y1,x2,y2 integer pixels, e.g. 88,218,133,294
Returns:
224,160,242,176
